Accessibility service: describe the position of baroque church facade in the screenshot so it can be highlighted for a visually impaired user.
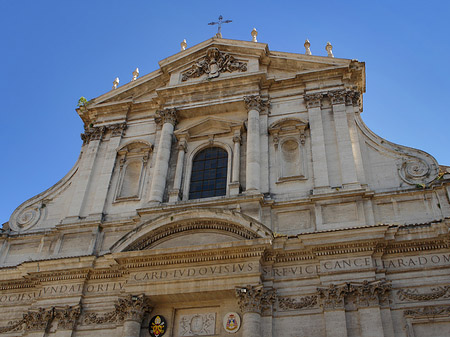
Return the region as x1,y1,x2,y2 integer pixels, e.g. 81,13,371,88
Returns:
1,36,450,337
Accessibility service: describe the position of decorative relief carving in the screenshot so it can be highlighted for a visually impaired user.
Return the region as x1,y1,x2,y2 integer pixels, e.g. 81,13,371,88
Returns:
399,159,435,185
304,89,360,108
83,294,151,325
317,279,391,310
317,284,348,309
81,122,127,144
179,313,216,336
243,95,270,112
278,295,318,310
397,286,450,302
235,285,275,314
404,305,450,318
156,108,178,126
181,47,247,81
12,203,46,231
0,305,80,333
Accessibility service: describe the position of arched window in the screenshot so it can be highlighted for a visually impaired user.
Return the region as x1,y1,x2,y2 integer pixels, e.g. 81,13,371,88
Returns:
189,147,228,199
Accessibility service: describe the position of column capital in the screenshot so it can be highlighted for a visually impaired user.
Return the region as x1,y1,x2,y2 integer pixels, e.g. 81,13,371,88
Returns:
350,279,391,308
233,134,242,144
328,89,361,106
177,139,187,152
243,95,269,112
235,285,276,314
304,92,324,108
117,294,152,322
317,283,349,310
156,108,178,126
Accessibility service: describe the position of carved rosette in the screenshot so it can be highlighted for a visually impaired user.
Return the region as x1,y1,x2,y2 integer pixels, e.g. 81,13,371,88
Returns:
243,95,269,113
235,285,275,314
181,47,247,81
156,108,178,126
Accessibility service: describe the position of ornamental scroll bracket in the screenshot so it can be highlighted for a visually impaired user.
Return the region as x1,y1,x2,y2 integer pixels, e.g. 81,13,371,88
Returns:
181,47,247,81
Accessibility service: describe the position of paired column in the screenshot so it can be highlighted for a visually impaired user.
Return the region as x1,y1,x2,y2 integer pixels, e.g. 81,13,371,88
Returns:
169,137,187,202
244,95,268,192
235,285,275,337
304,93,330,193
149,108,178,203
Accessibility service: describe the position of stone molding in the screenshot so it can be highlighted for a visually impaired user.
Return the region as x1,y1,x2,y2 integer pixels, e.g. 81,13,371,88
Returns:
83,294,151,325
397,286,450,301
304,89,360,108
124,219,260,251
235,285,276,314
278,295,318,310
0,305,80,333
181,47,247,81
156,108,178,126
81,122,127,144
317,279,391,310
243,95,270,112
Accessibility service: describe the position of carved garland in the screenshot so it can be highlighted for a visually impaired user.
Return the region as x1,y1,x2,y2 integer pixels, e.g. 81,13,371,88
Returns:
397,286,450,301
181,47,247,81
278,295,318,310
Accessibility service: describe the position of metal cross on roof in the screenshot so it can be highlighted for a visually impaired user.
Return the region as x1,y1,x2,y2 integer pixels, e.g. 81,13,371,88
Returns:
208,15,232,38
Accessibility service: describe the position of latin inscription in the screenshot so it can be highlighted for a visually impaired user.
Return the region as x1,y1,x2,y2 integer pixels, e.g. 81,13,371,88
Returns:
375,253,450,270
0,282,124,304
132,262,256,283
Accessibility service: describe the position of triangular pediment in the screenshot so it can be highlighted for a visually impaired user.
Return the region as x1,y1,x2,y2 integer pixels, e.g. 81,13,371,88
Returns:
175,117,244,139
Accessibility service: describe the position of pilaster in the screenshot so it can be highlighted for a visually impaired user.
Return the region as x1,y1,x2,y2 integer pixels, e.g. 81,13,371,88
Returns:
149,108,178,203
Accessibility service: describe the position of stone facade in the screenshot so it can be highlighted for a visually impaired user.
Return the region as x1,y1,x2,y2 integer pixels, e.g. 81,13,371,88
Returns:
1,36,450,337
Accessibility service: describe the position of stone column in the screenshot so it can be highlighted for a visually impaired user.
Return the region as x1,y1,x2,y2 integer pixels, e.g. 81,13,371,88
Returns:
329,90,360,189
149,108,178,203
317,284,349,337
120,295,152,337
235,285,275,337
244,95,267,192
229,132,241,196
169,138,187,202
304,93,330,193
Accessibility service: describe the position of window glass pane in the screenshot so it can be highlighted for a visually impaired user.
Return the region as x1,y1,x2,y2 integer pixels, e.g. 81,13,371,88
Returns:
189,147,228,200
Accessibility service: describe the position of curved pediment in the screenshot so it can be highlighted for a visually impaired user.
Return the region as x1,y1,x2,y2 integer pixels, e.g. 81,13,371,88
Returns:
110,209,272,252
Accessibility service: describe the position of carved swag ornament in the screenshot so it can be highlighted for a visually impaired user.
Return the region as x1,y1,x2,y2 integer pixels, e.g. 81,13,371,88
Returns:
398,285,450,302
83,294,151,325
0,305,81,333
181,47,247,81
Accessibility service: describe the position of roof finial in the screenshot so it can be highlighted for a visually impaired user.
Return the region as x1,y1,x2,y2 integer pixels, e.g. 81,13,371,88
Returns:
251,28,258,42
304,39,312,55
132,68,139,81
112,77,119,89
208,15,232,38
326,42,334,58
181,39,187,51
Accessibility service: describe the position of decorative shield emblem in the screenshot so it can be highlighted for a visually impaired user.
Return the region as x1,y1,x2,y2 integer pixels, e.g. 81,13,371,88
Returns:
149,315,167,337
223,312,240,333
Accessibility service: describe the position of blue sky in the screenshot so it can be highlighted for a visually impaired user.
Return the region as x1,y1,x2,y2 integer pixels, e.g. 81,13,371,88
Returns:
1,0,449,223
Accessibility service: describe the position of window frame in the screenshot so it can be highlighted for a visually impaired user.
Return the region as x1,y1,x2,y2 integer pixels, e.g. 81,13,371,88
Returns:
182,141,233,201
